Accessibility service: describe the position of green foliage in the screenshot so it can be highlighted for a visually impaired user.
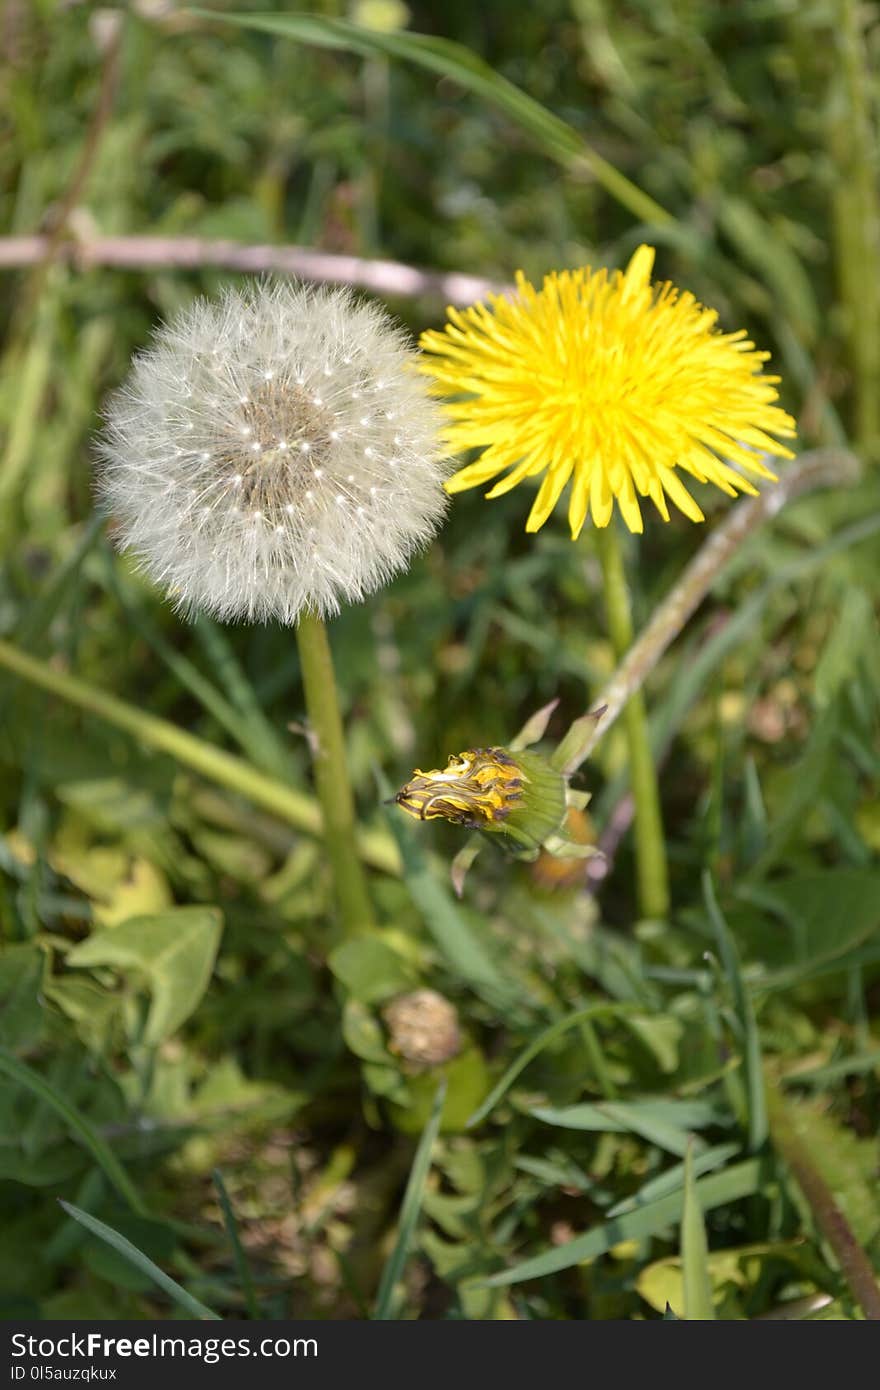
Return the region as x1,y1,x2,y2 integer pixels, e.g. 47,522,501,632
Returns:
0,0,878,1323
67,907,223,1045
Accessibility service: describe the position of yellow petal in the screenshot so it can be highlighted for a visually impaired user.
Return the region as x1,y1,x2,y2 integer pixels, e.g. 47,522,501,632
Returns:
658,467,704,523
616,475,644,534
525,461,574,532
485,452,545,498
444,454,511,493
568,466,591,539
623,244,656,292
590,467,614,529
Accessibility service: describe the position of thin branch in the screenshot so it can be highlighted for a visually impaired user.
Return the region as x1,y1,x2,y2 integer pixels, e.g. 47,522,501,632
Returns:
566,447,861,776
0,235,505,306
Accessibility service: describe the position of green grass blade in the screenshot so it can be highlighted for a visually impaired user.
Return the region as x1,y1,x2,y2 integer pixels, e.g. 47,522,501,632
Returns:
486,1158,768,1286
0,637,399,875
466,1003,635,1128
529,1099,713,1157
16,515,105,650
373,1079,446,1320
100,559,248,754
681,1140,715,1320
212,1168,260,1319
195,10,673,229
606,1142,741,1218
703,871,768,1151
193,615,295,776
0,1049,146,1216
58,1201,220,1320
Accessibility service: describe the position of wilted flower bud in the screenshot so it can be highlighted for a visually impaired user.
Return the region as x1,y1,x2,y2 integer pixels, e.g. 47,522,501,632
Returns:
395,746,567,856
383,988,462,1067
96,280,448,623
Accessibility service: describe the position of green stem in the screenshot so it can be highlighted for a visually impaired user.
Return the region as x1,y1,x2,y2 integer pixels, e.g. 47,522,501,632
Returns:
295,609,375,932
0,636,400,876
828,0,880,459
594,522,669,920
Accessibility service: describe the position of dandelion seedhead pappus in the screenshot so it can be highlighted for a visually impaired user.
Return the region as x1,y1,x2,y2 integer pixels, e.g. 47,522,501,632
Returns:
97,281,449,623
420,245,797,537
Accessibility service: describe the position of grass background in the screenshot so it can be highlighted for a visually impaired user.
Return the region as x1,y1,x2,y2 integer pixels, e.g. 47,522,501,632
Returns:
0,0,879,1320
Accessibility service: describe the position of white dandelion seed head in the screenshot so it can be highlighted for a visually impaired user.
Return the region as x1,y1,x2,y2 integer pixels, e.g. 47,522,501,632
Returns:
95,280,450,624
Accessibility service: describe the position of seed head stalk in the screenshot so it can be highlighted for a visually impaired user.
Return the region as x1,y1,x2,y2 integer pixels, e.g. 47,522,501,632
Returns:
296,609,375,932
594,521,669,921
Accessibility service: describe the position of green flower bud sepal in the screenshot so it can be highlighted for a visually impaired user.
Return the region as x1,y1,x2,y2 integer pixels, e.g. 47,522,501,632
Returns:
394,700,605,865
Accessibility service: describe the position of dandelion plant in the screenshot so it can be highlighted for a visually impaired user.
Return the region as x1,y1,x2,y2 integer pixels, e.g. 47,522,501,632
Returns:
97,279,448,931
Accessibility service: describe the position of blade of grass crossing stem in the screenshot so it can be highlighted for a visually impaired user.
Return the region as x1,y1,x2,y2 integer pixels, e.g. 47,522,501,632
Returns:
193,615,295,776
0,1050,146,1216
606,1141,741,1218
199,11,672,229
212,1169,260,1319
466,1003,636,1128
485,1157,768,1286
58,1202,220,1320
373,1079,447,1320
682,1140,715,1320
16,515,104,650
703,871,768,1151
100,558,251,758
0,638,401,876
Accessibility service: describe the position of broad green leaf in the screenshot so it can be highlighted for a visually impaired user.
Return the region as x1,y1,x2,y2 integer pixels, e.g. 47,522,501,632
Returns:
390,1047,490,1136
681,1141,715,1320
329,936,414,1004
67,907,223,1045
638,1241,823,1319
0,942,46,1049
342,998,392,1063
486,1158,769,1286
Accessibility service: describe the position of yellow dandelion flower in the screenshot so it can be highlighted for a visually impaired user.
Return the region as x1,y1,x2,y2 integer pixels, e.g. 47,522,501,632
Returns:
419,245,797,537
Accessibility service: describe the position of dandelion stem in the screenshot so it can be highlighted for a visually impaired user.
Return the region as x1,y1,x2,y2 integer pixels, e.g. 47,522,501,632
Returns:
295,610,376,932
593,522,669,920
